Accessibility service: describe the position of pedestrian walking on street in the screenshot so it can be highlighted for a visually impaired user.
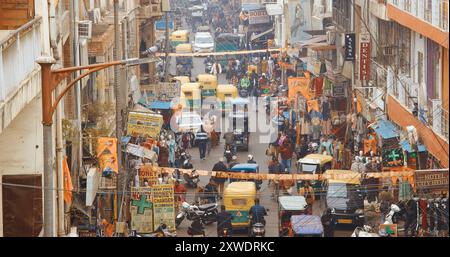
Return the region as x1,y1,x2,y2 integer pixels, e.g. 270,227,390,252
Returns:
196,127,209,160
299,181,315,215
378,187,394,224
279,140,293,173
321,208,336,237
268,156,284,198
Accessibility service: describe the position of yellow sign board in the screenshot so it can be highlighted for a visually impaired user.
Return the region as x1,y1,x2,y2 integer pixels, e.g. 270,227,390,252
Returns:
152,184,175,231
127,111,163,138
130,187,153,233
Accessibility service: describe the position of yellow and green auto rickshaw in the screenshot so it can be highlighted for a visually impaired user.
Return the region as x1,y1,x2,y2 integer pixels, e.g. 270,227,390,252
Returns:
171,76,190,85
296,154,333,198
170,30,190,48
180,83,201,113
197,74,218,98
217,84,238,116
223,182,256,229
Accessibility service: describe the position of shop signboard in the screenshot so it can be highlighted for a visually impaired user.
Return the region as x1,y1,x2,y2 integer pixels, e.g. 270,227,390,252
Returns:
332,83,346,97
152,184,176,231
139,164,160,187
131,187,154,234
345,33,356,61
127,111,163,138
359,34,371,81
126,143,145,158
414,170,449,192
381,148,404,167
248,8,270,25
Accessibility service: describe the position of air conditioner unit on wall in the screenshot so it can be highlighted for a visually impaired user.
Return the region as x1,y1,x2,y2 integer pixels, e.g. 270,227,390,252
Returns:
78,21,93,39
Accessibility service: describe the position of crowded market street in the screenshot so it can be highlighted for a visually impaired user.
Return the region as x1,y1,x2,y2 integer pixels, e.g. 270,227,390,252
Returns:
0,0,448,241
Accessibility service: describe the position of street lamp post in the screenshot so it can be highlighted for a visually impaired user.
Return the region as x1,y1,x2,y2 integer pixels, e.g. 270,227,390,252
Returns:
36,55,160,237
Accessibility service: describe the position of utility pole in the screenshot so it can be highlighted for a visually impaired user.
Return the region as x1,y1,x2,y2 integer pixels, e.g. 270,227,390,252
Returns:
164,12,170,82
113,0,123,224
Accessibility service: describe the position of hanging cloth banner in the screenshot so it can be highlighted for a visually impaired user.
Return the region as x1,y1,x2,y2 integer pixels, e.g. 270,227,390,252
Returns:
63,156,73,205
97,137,119,174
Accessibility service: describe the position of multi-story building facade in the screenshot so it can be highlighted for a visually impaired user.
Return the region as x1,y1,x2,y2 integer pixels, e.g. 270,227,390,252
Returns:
330,0,449,168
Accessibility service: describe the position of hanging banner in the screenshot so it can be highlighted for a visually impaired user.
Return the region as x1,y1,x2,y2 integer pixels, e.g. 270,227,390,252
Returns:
288,76,311,102
345,33,356,61
359,34,371,81
152,184,176,231
288,0,312,43
130,187,154,234
127,111,163,138
97,137,119,174
126,143,145,158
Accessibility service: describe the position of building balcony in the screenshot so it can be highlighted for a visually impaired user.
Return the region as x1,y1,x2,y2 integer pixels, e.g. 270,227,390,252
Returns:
332,7,351,32
387,0,449,48
355,0,389,20
0,17,43,134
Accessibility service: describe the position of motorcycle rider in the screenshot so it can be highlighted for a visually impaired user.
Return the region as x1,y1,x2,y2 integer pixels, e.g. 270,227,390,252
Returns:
212,158,228,197
223,130,237,154
247,155,257,164
249,198,267,225
216,205,233,237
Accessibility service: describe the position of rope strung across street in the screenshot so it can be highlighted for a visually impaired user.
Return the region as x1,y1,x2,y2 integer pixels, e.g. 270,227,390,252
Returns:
149,166,449,181
156,47,285,57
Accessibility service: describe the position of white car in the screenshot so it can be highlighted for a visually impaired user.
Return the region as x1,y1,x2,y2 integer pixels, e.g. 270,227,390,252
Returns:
176,112,203,133
193,32,214,53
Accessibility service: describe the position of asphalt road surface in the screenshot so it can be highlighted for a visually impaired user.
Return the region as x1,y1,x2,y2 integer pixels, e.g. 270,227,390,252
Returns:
171,18,352,238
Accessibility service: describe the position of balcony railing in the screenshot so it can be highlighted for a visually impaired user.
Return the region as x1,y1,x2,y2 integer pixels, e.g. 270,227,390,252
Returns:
0,17,42,102
388,0,449,32
0,17,43,133
332,7,351,31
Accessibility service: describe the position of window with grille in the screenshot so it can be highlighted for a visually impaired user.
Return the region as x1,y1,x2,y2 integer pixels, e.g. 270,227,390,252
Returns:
425,0,433,22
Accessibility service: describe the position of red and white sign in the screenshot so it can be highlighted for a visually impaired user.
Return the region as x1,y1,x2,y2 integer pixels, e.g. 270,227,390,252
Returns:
249,9,270,25
360,41,371,81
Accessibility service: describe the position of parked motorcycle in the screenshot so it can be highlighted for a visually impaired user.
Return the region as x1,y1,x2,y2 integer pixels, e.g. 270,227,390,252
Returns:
175,202,218,228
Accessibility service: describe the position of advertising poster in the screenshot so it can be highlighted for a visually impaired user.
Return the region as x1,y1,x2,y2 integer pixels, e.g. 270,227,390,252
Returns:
130,187,153,234
288,0,312,43
127,111,163,138
152,184,176,231
139,164,160,187
97,137,119,174
382,148,405,168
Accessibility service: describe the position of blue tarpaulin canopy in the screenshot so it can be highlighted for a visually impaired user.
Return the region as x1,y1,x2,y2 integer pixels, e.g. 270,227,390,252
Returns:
369,120,399,139
399,140,427,153
290,215,323,235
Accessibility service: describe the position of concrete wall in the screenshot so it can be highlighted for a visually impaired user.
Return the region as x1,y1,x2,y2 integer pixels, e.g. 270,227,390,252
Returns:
0,96,45,236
